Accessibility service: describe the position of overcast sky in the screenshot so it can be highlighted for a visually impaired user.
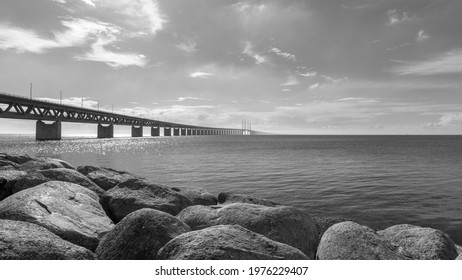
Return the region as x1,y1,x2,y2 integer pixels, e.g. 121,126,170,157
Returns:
1,0,461,134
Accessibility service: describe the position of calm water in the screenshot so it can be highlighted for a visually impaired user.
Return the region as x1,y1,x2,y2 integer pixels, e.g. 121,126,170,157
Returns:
1,134,461,244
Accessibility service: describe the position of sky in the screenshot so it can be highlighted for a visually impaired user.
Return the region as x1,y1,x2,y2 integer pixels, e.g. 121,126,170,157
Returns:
0,0,461,135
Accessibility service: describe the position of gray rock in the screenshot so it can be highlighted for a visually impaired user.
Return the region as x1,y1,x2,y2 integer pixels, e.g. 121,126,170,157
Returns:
2,154,33,165
171,186,217,206
0,219,95,260
177,203,318,259
18,158,74,172
0,181,114,251
378,224,458,260
13,168,105,197
77,165,140,191
457,254,462,260
101,178,192,223
0,170,27,201
317,221,408,260
312,216,350,242
157,224,308,260
456,244,462,255
96,208,191,260
0,160,19,169
218,192,280,207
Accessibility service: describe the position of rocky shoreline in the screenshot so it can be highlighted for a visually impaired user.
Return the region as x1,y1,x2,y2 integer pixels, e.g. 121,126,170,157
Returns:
1,153,461,260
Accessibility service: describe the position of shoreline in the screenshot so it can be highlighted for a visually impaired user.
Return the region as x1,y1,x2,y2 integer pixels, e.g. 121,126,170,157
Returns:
1,153,461,260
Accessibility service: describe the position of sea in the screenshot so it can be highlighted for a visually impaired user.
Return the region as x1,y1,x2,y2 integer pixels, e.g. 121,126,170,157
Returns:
1,134,461,244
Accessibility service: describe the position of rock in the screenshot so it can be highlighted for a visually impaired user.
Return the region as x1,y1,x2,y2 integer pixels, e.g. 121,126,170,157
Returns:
13,168,105,197
157,225,308,260
218,192,281,207
0,181,114,251
378,224,458,260
317,221,408,260
96,209,190,260
171,186,217,206
0,170,27,201
456,244,462,255
18,158,74,172
0,160,19,169
312,216,350,242
457,254,462,260
77,165,139,191
0,219,95,260
3,154,33,165
177,203,318,259
101,178,192,223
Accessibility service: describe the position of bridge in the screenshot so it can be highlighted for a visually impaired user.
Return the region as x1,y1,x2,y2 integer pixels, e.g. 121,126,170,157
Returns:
0,92,253,140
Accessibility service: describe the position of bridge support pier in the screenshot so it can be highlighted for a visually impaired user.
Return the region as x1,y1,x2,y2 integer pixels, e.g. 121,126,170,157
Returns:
187,128,192,136
131,126,143,137
97,124,114,138
151,127,160,136
164,127,171,136
173,128,180,136
180,128,186,136
36,120,61,141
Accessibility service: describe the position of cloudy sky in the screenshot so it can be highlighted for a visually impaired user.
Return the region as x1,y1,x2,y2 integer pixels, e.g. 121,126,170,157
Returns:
1,0,461,134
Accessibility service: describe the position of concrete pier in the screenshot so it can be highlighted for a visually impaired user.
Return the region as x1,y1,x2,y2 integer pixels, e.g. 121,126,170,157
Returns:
164,127,171,136
173,128,180,136
36,120,61,141
97,124,114,139
181,128,186,136
187,128,192,136
131,126,143,137
151,127,160,137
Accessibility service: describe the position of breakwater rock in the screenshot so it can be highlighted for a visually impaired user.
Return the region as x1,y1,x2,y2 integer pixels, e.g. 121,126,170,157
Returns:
0,153,460,260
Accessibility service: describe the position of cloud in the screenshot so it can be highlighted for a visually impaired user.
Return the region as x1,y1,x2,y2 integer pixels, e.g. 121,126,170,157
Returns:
79,0,96,7
297,71,317,78
36,97,98,108
189,72,215,78
426,113,462,128
337,97,379,103
175,39,197,54
416,30,429,42
75,37,147,68
386,9,415,26
386,42,412,51
269,47,296,61
95,0,167,35
391,49,462,75
243,41,267,64
309,83,320,90
280,76,300,86
0,18,117,53
177,97,205,102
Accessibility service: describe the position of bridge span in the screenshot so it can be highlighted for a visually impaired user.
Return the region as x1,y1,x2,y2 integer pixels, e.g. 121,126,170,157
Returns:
0,92,251,140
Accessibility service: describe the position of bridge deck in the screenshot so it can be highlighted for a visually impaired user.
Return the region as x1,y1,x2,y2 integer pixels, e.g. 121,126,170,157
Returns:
0,92,234,131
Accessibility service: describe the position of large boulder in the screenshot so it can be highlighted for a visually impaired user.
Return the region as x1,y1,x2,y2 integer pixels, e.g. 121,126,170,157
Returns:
12,168,105,197
0,219,95,260
457,254,462,260
378,224,458,260
0,170,26,201
18,158,75,172
96,209,191,260
0,181,114,251
317,221,408,260
77,165,139,191
312,216,350,242
158,225,308,260
101,178,192,223
0,160,19,169
171,186,217,206
177,203,318,259
2,154,33,165
218,192,280,207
